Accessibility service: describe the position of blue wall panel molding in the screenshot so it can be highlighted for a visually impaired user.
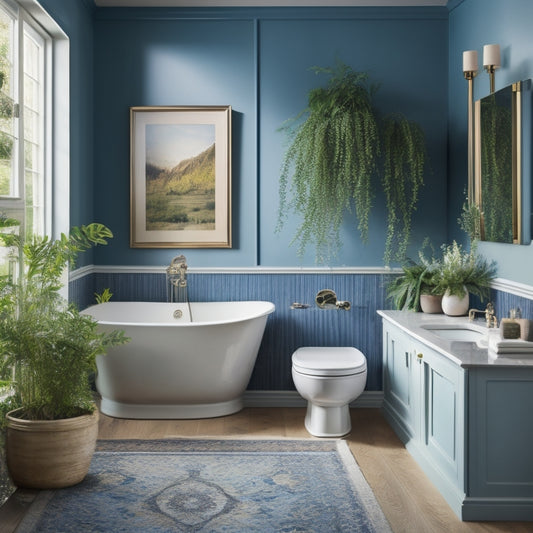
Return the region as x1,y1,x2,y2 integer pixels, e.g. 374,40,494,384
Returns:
93,5,448,269
95,6,449,22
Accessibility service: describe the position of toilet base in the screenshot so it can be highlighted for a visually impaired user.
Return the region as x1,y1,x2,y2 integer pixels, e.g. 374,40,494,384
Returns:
304,402,352,437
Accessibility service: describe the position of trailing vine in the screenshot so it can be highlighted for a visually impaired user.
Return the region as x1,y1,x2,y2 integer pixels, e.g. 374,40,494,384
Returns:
382,114,426,264
277,61,427,264
277,63,380,260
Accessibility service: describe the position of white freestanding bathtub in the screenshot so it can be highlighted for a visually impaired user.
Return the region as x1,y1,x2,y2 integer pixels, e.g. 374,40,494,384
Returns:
82,301,275,419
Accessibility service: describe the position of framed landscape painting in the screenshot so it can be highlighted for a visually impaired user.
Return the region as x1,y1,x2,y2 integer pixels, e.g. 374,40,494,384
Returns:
130,106,231,248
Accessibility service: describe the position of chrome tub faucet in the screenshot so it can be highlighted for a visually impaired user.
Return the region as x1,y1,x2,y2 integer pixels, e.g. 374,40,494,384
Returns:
166,255,188,302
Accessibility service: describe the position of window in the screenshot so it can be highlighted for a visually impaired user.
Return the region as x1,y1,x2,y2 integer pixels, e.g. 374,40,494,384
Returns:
0,0,48,240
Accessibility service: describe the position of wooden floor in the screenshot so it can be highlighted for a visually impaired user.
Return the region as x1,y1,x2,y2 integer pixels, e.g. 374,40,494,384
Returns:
1,407,531,532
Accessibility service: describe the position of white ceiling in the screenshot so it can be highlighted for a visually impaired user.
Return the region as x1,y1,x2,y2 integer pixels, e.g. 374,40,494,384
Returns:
94,1,448,7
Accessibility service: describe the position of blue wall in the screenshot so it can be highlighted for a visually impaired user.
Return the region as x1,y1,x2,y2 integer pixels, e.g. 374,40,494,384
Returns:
448,0,533,286
39,0,533,395
93,6,448,268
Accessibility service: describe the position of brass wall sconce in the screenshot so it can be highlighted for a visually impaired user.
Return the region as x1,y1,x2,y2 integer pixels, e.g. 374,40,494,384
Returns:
463,44,501,204
483,43,501,94
463,50,478,203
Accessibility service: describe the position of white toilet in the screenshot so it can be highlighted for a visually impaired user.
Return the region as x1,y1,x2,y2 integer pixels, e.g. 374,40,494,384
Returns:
292,346,367,437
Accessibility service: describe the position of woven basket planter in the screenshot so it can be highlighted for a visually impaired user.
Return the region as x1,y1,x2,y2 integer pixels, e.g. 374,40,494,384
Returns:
6,408,99,489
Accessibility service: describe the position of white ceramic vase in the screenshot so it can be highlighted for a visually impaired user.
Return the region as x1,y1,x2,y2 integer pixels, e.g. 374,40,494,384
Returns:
441,287,469,316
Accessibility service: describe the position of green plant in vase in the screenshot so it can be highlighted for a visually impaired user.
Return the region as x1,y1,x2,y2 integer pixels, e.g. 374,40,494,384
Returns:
0,221,129,489
435,241,496,316
386,242,443,312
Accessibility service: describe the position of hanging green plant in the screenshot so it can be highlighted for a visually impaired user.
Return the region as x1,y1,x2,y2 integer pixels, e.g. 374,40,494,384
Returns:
382,113,426,264
277,61,427,264
277,62,380,260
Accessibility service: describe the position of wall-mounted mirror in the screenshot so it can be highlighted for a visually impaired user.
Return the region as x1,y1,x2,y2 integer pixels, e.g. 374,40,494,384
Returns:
474,79,531,244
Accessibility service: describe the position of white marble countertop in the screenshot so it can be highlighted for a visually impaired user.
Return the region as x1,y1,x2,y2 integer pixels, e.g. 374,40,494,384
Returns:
377,310,533,368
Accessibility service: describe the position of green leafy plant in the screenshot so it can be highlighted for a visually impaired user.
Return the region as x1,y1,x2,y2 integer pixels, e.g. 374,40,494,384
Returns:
387,239,497,310
0,222,129,422
277,60,427,264
435,240,496,299
0,213,18,228
95,287,113,304
382,114,426,264
277,62,379,260
458,192,482,243
386,242,442,311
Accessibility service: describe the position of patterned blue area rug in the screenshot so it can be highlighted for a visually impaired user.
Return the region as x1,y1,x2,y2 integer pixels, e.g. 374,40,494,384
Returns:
16,439,391,532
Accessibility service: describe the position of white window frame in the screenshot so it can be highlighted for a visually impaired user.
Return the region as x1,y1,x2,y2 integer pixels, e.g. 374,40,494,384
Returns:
23,19,47,235
0,0,69,242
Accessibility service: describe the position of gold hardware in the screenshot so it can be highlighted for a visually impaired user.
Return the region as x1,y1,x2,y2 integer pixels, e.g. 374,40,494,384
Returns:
316,289,338,309
485,64,498,94
474,80,529,245
417,353,423,359
469,303,497,328
315,289,351,311
463,70,477,203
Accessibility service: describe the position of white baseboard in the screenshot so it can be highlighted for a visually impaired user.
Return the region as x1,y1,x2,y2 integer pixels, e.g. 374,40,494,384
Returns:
243,390,383,408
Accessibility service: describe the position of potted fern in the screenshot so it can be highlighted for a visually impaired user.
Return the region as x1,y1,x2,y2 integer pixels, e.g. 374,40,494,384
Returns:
387,244,443,313
435,241,496,316
0,221,128,489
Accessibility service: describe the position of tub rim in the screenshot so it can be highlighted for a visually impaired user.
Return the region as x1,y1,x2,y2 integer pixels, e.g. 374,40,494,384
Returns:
82,300,275,327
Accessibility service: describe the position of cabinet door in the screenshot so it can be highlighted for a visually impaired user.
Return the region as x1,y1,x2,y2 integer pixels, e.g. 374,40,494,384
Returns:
383,323,419,440
468,367,533,499
420,346,465,489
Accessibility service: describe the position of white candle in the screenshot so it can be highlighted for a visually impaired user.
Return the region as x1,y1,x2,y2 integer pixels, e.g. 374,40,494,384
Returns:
483,44,501,67
463,50,478,72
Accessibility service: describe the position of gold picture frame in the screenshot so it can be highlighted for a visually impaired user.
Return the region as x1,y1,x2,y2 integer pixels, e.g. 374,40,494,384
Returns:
130,105,231,248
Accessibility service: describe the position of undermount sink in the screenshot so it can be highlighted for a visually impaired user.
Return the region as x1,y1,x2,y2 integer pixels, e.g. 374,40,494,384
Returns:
421,324,486,342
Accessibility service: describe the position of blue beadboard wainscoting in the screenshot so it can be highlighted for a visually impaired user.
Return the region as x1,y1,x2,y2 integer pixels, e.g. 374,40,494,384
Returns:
69,268,533,405
70,268,392,397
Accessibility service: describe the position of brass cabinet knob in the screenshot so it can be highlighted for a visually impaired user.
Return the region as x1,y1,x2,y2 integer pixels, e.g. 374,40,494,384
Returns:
417,353,423,359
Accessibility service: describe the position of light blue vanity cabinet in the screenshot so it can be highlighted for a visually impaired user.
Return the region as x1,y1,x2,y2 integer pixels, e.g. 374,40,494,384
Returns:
382,319,466,515
379,310,533,521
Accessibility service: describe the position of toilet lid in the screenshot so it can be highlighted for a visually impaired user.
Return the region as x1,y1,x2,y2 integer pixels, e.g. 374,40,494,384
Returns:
292,347,367,377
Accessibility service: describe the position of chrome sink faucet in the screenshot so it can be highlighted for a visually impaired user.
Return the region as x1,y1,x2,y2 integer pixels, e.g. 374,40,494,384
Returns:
468,302,497,328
